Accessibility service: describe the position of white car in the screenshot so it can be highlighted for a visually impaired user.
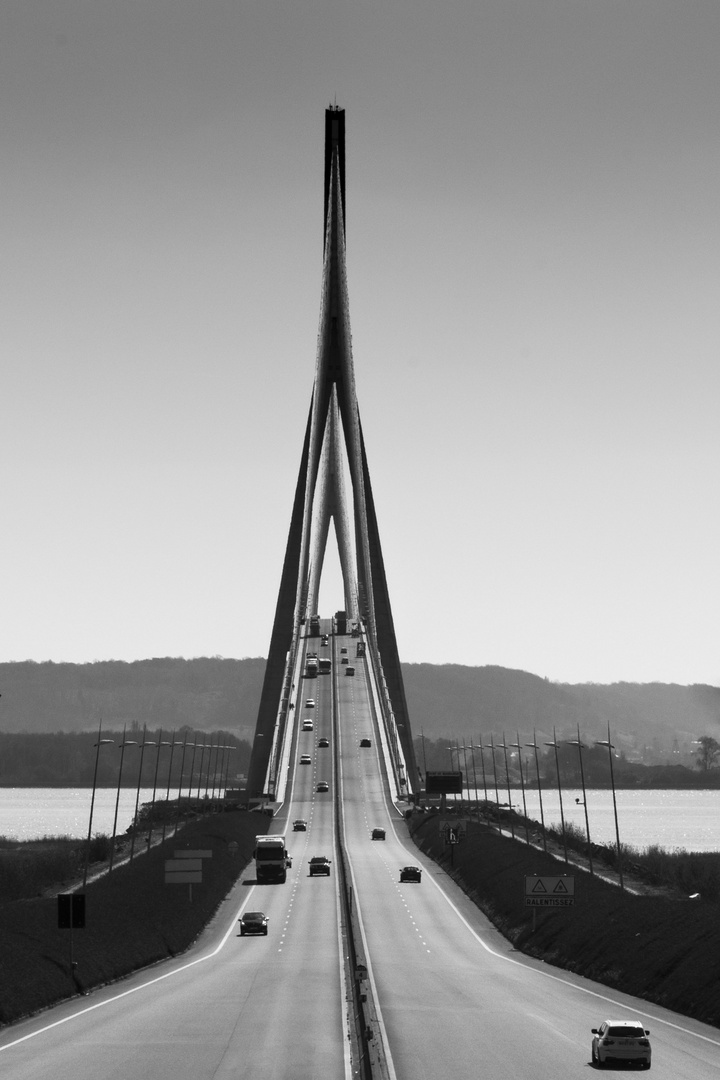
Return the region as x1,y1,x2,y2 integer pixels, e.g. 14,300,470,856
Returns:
591,1019,651,1069
300,754,311,765
305,698,316,708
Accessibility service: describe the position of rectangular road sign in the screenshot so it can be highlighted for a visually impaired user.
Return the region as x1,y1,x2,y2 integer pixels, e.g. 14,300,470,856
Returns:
525,876,575,906
165,871,202,884
166,859,202,873
165,858,202,885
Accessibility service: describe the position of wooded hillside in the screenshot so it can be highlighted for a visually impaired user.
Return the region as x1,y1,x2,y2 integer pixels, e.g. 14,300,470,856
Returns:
0,658,718,765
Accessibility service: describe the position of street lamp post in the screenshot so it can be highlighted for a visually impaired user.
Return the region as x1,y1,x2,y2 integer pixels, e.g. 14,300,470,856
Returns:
146,731,171,849
83,723,114,888
509,733,530,844
161,732,178,844
109,728,138,874
566,724,593,875
545,727,568,864
474,739,489,803
597,724,624,892
489,735,502,820
467,739,479,817
498,734,515,839
525,732,548,853
174,734,194,837
129,729,156,862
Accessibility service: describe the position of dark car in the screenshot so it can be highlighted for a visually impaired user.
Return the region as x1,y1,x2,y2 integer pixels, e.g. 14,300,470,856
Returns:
239,911,269,936
318,737,329,748
400,866,422,883
309,856,331,876
360,738,371,748
292,819,307,831
316,780,329,792
371,828,386,840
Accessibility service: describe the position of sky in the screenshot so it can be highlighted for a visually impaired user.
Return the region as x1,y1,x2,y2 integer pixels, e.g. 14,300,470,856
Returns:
1,0,719,687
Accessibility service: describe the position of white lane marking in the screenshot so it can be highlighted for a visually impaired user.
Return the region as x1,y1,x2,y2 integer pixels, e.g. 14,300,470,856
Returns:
422,859,720,1048
0,888,257,1052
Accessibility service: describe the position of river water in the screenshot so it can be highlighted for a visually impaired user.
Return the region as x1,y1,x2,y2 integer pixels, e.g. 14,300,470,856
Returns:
0,788,159,842
456,787,720,852
2,786,720,852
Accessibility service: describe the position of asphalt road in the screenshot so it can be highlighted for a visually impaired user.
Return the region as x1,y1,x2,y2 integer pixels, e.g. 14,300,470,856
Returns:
1,631,719,1078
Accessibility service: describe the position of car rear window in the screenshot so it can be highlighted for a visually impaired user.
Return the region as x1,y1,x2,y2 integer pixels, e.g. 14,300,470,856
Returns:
608,1027,644,1038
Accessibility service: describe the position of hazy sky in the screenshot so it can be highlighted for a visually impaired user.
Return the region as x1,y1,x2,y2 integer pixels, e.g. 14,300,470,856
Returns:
2,1,718,686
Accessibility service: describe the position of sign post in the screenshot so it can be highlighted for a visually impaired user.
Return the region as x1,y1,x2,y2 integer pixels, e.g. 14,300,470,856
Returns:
58,893,85,972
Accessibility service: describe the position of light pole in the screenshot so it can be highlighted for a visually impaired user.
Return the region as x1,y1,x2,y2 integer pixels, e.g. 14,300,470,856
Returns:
474,739,489,803
597,725,624,892
566,725,593,875
467,738,479,816
109,728,138,874
129,729,156,862
509,733,530,843
221,743,235,798
174,734,194,837
545,727,568,864
419,730,428,780
161,732,178,843
146,731,171,849
498,734,515,839
82,723,114,888
196,740,208,801
525,732,547,853
489,735,502,817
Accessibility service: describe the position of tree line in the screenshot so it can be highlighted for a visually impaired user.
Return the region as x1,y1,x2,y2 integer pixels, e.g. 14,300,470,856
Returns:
0,729,251,788
414,734,720,789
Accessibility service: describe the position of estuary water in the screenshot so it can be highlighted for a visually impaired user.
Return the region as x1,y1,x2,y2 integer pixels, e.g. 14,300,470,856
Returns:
0,788,159,842
459,787,720,853
2,786,720,852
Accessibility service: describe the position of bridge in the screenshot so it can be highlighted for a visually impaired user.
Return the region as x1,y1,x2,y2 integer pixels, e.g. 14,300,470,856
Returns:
1,109,716,1080
247,105,419,808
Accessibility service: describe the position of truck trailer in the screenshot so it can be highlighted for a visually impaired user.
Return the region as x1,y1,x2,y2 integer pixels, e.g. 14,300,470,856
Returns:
254,835,292,883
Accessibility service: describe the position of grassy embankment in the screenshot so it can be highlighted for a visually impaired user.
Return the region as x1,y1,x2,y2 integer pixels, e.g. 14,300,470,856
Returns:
408,811,720,1028
0,807,269,1027
2,806,720,1031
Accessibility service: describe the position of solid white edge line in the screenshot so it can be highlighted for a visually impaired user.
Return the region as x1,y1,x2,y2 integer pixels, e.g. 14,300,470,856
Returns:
414,833,720,1049
0,887,255,1053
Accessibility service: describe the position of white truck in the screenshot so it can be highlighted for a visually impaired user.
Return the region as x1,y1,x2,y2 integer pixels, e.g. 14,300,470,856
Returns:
254,835,292,884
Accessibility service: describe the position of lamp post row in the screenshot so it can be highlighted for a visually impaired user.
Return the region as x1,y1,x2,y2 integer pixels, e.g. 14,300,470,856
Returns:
83,725,238,881
442,723,624,891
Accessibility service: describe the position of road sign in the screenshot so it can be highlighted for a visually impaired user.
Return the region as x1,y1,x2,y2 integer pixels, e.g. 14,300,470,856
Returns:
58,893,86,928
524,876,575,907
165,858,202,885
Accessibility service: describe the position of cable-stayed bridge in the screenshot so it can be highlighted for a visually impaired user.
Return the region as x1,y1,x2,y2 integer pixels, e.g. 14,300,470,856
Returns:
3,109,716,1080
247,107,419,806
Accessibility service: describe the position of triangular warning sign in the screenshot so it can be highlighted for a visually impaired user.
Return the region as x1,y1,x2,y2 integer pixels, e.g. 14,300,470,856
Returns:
553,880,569,894
531,880,548,893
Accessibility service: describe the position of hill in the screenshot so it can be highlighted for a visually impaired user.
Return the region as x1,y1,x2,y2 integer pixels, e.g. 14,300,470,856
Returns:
0,658,718,764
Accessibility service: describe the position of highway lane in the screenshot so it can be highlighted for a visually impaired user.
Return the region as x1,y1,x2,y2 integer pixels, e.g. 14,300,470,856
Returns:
0,656,349,1080
2,628,719,1078
336,638,720,1080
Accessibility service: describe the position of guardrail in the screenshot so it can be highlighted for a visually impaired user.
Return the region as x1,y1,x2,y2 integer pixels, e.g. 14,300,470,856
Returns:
331,652,392,1080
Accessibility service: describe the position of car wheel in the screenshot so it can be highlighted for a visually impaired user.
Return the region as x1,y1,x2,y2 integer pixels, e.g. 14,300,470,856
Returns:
263,928,268,936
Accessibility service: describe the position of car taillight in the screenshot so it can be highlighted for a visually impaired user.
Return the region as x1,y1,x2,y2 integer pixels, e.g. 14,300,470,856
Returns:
639,1039,649,1047
603,1039,615,1045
